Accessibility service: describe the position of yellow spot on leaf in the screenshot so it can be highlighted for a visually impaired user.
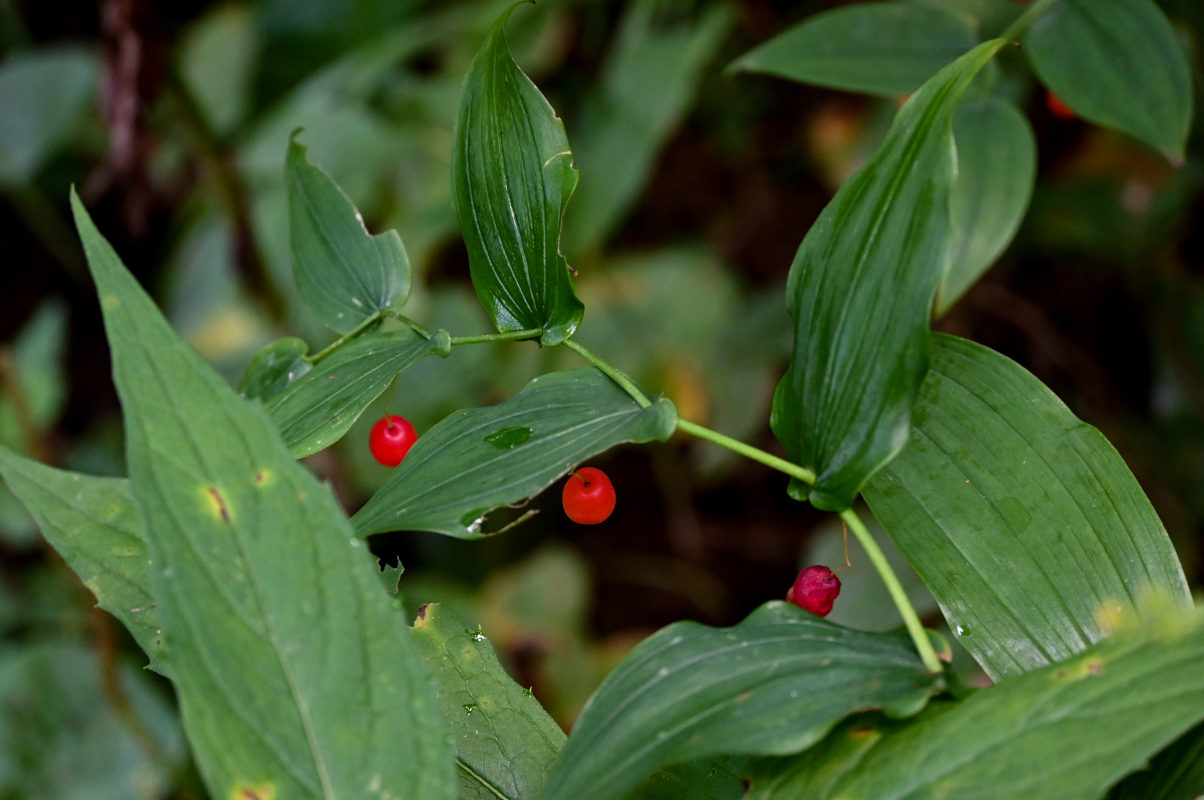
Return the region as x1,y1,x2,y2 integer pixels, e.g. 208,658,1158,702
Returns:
228,783,275,800
204,485,232,523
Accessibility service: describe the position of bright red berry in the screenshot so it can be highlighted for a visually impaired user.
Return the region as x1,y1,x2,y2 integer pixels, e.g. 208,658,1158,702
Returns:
561,467,616,525
369,415,417,467
786,565,841,617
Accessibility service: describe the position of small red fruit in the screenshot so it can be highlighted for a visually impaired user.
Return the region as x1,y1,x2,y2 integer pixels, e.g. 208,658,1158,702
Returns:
369,415,417,467
561,467,616,525
1045,91,1076,120
786,565,841,617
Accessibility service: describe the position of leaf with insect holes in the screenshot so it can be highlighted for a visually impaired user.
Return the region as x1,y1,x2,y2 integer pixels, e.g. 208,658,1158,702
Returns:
452,3,583,345
351,369,676,539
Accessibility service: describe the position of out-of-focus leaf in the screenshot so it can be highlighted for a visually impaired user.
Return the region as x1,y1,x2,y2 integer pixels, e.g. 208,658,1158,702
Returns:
864,335,1191,680
177,4,257,136
352,368,676,539
827,608,1204,799
0,46,98,183
71,190,455,800
730,1,979,98
627,757,748,800
0,450,164,672
287,135,411,333
451,4,583,345
771,40,1004,511
410,603,565,800
238,336,312,401
1022,0,1192,160
539,603,943,800
266,328,451,458
565,1,733,254
937,96,1035,314
0,640,185,800
0,300,69,451
1108,720,1204,800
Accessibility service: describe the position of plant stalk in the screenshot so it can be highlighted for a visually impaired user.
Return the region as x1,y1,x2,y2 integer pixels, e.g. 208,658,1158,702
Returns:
308,311,384,364
840,507,942,673
563,338,653,408
450,328,542,346
999,0,1060,42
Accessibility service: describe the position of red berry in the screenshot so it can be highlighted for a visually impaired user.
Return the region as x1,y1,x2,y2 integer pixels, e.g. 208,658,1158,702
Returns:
369,415,417,467
1045,91,1076,120
786,565,841,616
561,467,616,525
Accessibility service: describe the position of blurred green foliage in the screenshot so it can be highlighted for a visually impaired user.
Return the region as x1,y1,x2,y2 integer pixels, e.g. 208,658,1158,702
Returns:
1,1,1202,795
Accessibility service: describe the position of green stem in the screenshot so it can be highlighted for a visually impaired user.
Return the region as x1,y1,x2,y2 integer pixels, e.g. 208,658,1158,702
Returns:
675,419,817,485
563,339,653,408
999,0,1060,42
562,335,940,671
308,312,384,365
450,328,542,346
391,313,433,339
840,508,942,673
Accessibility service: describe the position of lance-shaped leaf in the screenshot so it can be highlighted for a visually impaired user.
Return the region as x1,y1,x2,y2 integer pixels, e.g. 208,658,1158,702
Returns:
451,4,584,346
772,40,1005,511
729,0,980,98
352,368,676,538
937,96,1035,314
0,450,165,673
265,328,451,458
539,602,943,800
826,608,1204,800
410,603,565,800
287,134,411,334
863,335,1190,681
70,190,455,800
1022,0,1192,161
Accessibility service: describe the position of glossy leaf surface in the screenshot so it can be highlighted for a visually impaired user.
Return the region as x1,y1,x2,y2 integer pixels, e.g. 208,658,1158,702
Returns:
864,335,1190,680
266,328,450,458
0,451,165,672
540,602,942,800
938,96,1035,314
410,603,565,800
72,191,454,800
451,5,583,345
287,135,411,333
1022,0,1192,160
237,336,311,401
829,609,1204,799
352,368,676,538
772,40,1004,510
730,1,979,97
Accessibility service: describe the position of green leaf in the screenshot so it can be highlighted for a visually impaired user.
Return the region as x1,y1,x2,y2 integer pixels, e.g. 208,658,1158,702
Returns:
729,1,980,97
1021,0,1192,161
771,40,1005,511
1108,720,1204,800
0,451,165,672
410,603,565,800
71,190,455,800
627,757,748,800
564,1,733,254
287,134,411,333
742,715,905,799
237,336,312,401
0,46,99,184
539,603,943,800
937,96,1035,314
863,335,1191,680
826,608,1204,799
266,328,451,458
0,640,185,800
352,368,676,539
451,4,584,346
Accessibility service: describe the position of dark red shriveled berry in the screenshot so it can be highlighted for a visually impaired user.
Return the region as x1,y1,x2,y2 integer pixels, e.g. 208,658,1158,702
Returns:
786,565,842,617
